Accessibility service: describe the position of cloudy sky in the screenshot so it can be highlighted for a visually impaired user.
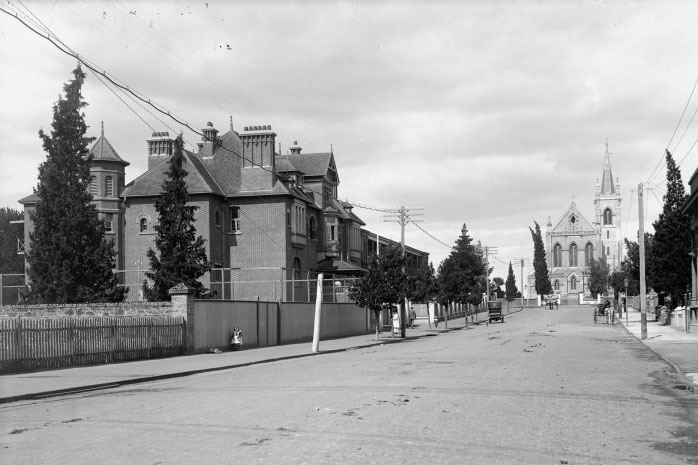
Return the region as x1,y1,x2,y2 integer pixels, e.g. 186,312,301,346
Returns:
2,0,698,282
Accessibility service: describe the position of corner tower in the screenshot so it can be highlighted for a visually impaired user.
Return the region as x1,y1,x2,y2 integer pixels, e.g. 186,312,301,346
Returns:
593,141,622,271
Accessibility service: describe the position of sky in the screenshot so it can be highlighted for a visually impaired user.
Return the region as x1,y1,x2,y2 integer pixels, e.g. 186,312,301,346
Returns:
2,0,698,283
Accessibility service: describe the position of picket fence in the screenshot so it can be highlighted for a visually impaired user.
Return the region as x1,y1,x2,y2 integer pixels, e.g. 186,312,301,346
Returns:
0,316,185,374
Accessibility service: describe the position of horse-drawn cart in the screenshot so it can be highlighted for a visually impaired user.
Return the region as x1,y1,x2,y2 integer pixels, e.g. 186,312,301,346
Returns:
593,298,614,324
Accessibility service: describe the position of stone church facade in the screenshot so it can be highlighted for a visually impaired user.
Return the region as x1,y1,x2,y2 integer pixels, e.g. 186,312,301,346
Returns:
528,145,622,300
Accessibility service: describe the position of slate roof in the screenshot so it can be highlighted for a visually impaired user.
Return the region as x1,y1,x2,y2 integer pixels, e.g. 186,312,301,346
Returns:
277,152,333,178
89,135,129,165
122,150,225,198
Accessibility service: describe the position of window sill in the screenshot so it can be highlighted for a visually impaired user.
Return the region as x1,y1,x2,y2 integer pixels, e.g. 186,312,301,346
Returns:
228,231,242,236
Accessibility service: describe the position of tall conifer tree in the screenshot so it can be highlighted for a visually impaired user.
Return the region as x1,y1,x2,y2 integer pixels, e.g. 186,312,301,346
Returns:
24,66,125,304
437,224,486,306
505,261,518,302
144,135,210,300
647,150,691,305
529,221,552,297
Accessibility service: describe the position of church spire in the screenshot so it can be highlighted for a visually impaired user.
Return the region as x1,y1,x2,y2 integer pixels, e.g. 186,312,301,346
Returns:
600,139,615,195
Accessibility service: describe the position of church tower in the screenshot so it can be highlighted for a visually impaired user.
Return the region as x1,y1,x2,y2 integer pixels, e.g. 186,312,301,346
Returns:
593,141,622,271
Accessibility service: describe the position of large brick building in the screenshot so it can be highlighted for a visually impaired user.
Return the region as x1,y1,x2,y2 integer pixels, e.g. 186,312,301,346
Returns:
20,121,428,301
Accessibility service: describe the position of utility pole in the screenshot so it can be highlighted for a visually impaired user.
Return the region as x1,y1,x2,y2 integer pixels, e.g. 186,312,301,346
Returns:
638,183,647,339
483,246,498,302
384,206,423,338
513,258,530,309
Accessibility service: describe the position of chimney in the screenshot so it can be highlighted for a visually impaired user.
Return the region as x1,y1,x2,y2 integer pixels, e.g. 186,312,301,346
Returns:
147,131,173,170
202,121,219,143
289,140,302,155
239,124,277,190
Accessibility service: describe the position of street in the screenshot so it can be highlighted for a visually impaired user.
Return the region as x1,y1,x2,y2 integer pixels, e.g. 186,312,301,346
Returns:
1,305,697,464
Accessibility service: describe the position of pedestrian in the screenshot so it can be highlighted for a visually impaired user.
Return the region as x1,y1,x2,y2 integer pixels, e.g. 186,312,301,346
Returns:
409,305,416,328
554,296,559,310
391,307,400,335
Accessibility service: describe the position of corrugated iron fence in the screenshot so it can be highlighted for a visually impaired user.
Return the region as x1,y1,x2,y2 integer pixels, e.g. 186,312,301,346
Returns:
0,316,185,374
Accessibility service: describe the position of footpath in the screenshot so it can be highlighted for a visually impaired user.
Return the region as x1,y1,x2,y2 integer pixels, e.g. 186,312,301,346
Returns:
2,306,695,405
620,306,698,386
0,314,481,405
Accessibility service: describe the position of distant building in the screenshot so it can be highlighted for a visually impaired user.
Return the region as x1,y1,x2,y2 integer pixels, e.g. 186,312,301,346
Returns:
19,121,428,301
527,144,622,300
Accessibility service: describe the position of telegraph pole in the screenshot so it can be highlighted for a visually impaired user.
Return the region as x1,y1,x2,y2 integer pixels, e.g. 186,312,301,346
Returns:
384,206,423,338
513,258,530,309
483,246,498,302
638,183,647,339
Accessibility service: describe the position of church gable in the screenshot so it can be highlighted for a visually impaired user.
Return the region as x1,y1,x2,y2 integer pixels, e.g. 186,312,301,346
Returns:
549,203,595,234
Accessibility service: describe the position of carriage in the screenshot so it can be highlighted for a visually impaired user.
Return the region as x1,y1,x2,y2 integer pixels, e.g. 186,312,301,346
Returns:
593,298,614,324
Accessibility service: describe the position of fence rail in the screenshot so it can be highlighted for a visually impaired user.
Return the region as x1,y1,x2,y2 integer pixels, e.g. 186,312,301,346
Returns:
0,316,185,374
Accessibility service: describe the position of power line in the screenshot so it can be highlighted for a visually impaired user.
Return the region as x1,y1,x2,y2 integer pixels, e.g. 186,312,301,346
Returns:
409,221,451,249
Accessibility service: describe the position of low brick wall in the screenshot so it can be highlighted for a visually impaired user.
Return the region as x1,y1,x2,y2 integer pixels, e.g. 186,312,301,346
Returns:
0,301,177,319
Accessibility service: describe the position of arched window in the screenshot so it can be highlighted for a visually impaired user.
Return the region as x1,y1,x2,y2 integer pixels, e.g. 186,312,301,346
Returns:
554,280,559,290
607,246,610,255
214,210,221,227
139,218,148,233
553,243,562,268
607,230,609,239
105,176,113,197
603,208,613,225
570,275,577,290
89,177,98,196
569,243,578,267
585,243,593,266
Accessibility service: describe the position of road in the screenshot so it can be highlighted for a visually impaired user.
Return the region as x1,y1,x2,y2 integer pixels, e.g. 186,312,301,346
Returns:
1,305,697,464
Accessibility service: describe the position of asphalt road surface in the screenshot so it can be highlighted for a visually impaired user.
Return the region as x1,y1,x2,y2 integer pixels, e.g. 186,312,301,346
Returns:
2,305,697,464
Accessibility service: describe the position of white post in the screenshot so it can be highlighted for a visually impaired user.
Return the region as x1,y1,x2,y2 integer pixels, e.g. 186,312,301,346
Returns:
312,273,323,353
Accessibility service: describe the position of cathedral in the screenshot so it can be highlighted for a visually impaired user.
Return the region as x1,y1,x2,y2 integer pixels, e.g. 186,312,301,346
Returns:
528,144,622,301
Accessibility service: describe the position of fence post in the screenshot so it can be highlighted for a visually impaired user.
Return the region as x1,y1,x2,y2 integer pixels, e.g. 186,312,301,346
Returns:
169,283,196,354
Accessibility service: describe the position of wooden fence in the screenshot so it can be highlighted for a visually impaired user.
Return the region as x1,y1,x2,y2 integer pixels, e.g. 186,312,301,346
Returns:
0,316,185,374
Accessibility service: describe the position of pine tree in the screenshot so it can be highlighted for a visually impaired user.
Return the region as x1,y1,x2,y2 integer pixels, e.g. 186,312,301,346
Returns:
144,135,211,300
529,221,552,297
505,261,518,302
647,150,691,306
24,66,125,304
437,224,486,306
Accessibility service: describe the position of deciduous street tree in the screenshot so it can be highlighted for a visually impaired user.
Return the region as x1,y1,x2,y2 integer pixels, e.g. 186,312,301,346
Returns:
588,255,610,297
529,221,552,298
349,246,406,340
144,135,211,301
647,150,691,307
24,66,125,304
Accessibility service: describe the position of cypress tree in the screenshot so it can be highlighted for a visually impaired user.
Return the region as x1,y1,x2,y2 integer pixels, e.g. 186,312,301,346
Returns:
505,261,517,302
24,66,125,304
144,135,210,300
647,150,691,306
529,221,552,297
